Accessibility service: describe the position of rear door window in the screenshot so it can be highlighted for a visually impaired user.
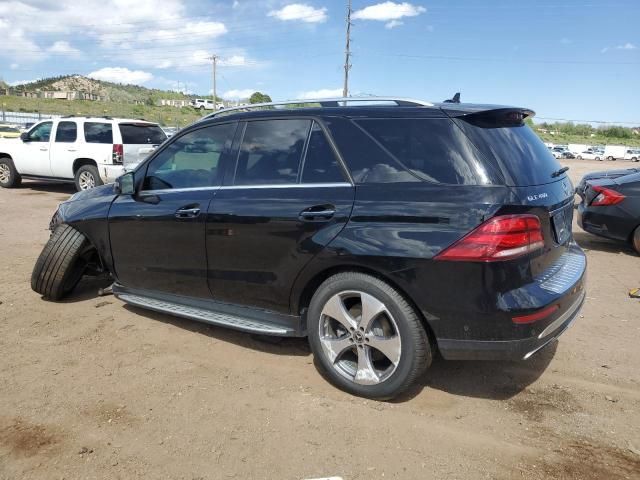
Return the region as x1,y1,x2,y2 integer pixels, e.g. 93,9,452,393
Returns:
119,123,167,144
84,123,113,144
356,118,491,185
234,119,311,185
301,122,346,183
55,121,77,143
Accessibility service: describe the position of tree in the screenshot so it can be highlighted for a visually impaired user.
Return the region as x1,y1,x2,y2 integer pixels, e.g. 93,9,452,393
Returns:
249,92,272,104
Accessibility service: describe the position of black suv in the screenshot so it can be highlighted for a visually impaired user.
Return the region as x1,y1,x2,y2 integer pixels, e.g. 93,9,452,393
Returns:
31,98,586,400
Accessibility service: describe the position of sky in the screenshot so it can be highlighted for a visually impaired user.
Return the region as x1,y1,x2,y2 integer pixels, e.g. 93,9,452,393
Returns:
0,0,639,125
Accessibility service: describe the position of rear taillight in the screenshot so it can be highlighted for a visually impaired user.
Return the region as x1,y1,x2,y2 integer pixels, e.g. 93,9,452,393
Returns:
435,214,544,262
512,304,559,324
590,185,625,206
112,144,123,164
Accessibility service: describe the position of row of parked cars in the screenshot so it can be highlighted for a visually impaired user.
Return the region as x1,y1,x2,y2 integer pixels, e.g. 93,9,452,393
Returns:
549,144,640,162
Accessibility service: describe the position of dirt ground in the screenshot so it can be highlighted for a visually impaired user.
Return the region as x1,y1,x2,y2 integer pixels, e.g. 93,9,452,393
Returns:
1,158,639,480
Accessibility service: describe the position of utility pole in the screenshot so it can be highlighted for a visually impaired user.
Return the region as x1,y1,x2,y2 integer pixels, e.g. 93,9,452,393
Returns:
209,54,218,109
342,0,352,98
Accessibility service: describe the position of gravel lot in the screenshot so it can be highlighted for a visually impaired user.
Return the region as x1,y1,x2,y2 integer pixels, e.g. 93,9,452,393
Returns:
1,158,639,480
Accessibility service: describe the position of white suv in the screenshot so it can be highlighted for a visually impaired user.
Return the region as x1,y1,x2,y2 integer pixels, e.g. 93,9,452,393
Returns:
190,99,224,110
0,117,167,191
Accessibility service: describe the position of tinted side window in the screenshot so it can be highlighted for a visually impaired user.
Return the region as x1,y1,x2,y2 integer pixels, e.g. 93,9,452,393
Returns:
55,121,77,143
27,122,53,142
324,117,419,183
356,119,489,185
119,123,167,144
84,123,113,144
143,123,236,190
301,122,346,183
234,119,311,185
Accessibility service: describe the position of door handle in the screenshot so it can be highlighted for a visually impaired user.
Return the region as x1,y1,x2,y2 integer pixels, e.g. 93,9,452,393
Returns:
175,206,201,219
299,205,336,221
66,148,77,152
40,148,48,151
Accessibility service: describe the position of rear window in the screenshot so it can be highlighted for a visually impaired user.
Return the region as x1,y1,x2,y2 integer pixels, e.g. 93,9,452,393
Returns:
453,116,563,186
355,118,493,185
119,123,167,144
84,123,113,144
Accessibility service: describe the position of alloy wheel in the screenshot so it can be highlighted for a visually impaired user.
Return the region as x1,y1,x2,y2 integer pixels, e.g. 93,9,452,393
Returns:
0,163,10,183
318,290,401,386
78,171,95,190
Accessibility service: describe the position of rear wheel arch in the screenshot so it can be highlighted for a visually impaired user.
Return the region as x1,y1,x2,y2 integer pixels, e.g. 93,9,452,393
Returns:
72,158,98,175
295,264,439,351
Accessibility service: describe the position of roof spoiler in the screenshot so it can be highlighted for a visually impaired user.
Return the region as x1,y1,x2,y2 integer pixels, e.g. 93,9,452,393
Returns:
450,107,535,127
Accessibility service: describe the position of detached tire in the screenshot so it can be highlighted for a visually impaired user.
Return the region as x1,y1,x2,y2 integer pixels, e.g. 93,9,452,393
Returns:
632,226,640,255
31,224,92,300
0,156,21,188
74,164,103,192
307,272,431,400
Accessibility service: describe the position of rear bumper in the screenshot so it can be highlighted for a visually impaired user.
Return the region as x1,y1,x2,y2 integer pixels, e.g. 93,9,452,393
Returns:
438,290,585,360
577,203,634,242
99,164,126,184
436,244,587,361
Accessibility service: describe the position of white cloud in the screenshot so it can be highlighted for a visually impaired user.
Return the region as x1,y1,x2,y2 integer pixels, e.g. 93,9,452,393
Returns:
47,41,81,56
268,4,328,23
297,88,343,99
223,89,256,99
88,67,153,85
353,2,425,22
385,20,403,29
7,79,40,86
10,63,19,70
602,42,637,53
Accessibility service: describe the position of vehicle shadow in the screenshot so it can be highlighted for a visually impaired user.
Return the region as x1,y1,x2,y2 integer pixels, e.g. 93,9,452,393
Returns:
18,180,76,201
57,277,114,303
573,231,636,255
393,342,558,402
122,304,312,357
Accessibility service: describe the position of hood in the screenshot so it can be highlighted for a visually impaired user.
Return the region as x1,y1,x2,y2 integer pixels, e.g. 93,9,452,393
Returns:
66,183,116,203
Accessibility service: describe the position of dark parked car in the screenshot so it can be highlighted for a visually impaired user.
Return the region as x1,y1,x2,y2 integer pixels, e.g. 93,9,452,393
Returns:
561,151,575,159
576,168,640,253
31,97,586,400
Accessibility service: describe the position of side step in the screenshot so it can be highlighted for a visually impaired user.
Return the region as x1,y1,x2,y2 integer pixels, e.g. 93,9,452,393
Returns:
116,292,297,336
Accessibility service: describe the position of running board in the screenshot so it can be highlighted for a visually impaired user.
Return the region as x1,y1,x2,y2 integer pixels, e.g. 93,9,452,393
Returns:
116,292,298,336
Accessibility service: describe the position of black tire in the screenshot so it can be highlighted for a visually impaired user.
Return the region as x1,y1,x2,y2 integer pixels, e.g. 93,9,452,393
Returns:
595,156,601,161
307,272,431,400
576,155,582,160
31,224,92,300
74,164,103,192
0,156,22,188
607,156,614,161
632,226,640,255
632,157,638,162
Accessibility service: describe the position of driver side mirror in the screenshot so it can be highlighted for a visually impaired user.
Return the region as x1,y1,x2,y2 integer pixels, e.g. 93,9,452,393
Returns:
115,171,135,195
20,132,30,142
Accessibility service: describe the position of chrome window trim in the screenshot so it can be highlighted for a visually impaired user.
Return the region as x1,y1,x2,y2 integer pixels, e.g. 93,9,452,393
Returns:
139,182,353,195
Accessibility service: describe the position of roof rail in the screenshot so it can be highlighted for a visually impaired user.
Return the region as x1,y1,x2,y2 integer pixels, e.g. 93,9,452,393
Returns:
203,96,434,119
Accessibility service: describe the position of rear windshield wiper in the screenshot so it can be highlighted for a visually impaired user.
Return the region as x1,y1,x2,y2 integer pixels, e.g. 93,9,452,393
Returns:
551,166,569,178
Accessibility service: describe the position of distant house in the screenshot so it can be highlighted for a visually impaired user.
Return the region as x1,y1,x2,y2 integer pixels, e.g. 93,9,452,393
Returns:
40,90,103,101
157,99,190,108
632,128,640,136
